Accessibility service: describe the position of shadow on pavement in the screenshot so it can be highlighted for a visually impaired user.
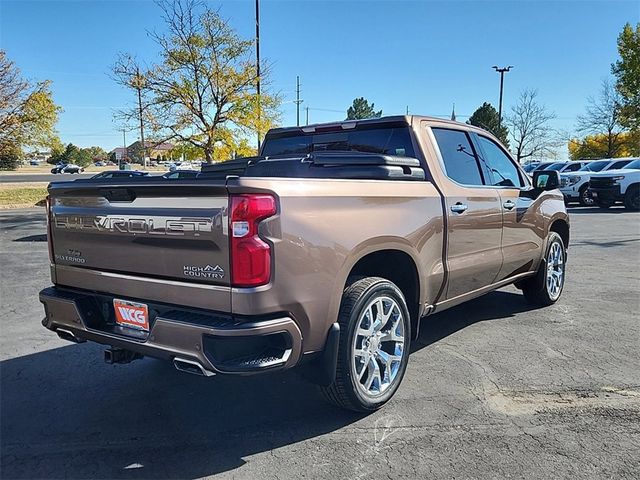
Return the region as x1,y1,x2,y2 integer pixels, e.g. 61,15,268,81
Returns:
0,343,365,479
1,290,533,479
413,290,537,352
13,234,47,242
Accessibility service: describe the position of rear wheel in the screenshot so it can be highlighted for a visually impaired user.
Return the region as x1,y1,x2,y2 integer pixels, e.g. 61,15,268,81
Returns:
624,185,640,211
320,277,410,412
522,232,566,306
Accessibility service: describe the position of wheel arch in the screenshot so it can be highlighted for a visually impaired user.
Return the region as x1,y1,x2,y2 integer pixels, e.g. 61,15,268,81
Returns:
343,246,422,340
549,217,570,249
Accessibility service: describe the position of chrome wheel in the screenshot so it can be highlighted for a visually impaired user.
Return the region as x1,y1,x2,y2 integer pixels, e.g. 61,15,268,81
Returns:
580,187,594,206
546,241,565,300
351,296,405,398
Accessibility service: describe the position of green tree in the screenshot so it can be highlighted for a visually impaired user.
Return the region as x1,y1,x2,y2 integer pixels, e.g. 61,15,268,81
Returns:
466,102,510,147
86,146,107,161
49,143,92,167
346,97,382,120
0,142,21,170
113,0,280,163
47,136,65,164
0,50,62,162
612,23,640,130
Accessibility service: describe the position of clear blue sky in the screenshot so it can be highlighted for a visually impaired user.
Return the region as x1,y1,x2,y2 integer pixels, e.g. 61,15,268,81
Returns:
1,0,639,156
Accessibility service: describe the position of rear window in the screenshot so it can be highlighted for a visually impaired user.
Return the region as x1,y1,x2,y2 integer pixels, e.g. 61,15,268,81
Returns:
262,127,416,157
432,128,484,186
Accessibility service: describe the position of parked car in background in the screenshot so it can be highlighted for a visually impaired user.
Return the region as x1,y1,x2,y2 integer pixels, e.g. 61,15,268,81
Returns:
531,161,558,172
168,161,195,172
522,162,540,173
90,170,151,180
51,164,85,174
544,160,592,174
29,159,40,166
161,169,199,179
560,158,633,206
40,115,569,412
588,158,640,210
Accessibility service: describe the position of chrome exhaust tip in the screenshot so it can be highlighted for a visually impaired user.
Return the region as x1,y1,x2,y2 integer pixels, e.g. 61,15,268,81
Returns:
56,328,85,343
173,358,215,377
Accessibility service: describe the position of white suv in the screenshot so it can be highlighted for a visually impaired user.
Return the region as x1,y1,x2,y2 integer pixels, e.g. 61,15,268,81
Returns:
560,158,634,206
588,158,640,210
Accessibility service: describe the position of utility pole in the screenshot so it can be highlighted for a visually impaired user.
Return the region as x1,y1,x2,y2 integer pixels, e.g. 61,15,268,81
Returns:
406,105,409,115
305,106,309,126
255,0,261,151
121,128,127,170
492,65,513,128
134,67,146,169
294,76,304,127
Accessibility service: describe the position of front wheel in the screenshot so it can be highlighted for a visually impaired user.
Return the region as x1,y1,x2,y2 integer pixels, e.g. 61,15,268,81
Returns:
521,232,566,306
624,185,640,211
579,185,594,207
320,277,411,412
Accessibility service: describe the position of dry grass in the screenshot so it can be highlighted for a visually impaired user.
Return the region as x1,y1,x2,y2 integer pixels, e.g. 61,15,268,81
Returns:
0,183,48,209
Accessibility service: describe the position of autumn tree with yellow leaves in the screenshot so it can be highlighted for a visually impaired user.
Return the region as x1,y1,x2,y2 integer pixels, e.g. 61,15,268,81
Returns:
114,0,280,163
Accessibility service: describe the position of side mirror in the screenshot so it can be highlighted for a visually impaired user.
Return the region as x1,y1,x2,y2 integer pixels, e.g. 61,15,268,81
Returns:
533,170,560,191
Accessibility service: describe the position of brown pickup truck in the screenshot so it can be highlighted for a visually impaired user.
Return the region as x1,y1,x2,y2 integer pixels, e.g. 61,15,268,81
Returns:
40,116,569,411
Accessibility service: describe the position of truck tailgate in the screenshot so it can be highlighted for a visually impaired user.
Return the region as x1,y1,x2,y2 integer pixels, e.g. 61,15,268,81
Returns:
48,180,231,289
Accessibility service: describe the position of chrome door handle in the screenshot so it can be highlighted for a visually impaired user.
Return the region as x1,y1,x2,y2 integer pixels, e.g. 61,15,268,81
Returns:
450,203,468,214
503,200,516,210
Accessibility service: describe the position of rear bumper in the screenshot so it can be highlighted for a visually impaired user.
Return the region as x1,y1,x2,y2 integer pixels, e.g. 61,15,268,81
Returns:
39,286,303,375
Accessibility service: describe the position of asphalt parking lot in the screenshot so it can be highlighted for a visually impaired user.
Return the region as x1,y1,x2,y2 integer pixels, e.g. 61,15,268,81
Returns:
1,207,639,479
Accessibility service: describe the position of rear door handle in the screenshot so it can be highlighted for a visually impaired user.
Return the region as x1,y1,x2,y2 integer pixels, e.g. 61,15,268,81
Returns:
503,200,516,210
450,203,468,214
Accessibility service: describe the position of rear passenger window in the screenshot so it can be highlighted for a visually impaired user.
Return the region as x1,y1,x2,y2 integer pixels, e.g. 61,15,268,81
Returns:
477,136,524,188
564,163,582,172
432,128,484,186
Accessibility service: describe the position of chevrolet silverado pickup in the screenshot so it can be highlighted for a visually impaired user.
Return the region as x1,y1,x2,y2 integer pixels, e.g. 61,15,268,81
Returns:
560,158,633,206
40,116,569,412
588,158,640,210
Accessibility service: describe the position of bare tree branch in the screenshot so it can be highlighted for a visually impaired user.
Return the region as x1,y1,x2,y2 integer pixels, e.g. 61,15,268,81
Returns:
575,78,627,158
507,89,559,163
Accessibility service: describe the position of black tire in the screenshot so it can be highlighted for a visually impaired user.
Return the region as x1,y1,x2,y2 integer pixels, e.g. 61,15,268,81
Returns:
578,184,594,207
624,185,640,211
596,199,612,209
522,232,566,306
320,277,411,412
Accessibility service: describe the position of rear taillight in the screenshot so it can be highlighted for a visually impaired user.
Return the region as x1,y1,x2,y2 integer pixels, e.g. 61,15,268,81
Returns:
45,195,54,263
229,194,277,287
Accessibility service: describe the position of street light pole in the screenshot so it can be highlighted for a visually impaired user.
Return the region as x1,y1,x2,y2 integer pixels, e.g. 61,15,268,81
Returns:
492,65,513,128
255,0,261,151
